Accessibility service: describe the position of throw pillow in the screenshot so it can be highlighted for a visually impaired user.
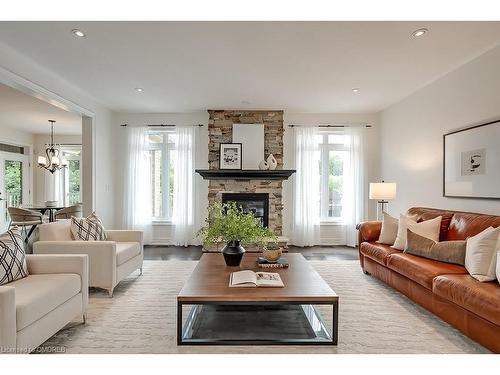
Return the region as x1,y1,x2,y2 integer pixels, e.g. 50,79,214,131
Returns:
497,251,500,285
377,212,399,245
465,226,499,282
392,214,441,250
71,212,107,241
0,226,29,285
405,229,466,265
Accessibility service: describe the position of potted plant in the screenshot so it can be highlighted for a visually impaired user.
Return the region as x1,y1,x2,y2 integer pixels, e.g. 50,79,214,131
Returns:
197,202,277,266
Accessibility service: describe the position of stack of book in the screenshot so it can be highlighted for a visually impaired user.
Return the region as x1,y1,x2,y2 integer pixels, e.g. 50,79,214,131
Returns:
257,257,289,268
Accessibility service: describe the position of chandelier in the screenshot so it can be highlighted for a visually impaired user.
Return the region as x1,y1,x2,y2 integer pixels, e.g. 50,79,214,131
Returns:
37,120,68,174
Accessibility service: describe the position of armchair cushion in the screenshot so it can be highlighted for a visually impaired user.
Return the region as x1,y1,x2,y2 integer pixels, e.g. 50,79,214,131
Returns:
10,273,81,331
116,242,141,266
0,227,28,285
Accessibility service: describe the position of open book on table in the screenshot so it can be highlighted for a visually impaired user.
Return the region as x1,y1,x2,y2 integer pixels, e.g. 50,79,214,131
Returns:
229,270,284,288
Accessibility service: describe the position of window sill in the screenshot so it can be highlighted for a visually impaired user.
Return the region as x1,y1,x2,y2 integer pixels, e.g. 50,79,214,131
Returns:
152,220,173,226
320,220,344,226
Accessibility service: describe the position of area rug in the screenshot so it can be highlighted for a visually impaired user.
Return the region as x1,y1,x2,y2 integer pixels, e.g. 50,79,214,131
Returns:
40,260,489,354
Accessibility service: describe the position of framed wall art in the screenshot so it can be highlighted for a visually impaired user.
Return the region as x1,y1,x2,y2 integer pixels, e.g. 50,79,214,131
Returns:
443,119,500,199
219,143,242,170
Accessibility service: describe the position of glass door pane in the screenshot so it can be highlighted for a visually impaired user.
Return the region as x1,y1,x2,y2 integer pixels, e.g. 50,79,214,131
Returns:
1,158,26,232
328,151,345,219
4,160,23,208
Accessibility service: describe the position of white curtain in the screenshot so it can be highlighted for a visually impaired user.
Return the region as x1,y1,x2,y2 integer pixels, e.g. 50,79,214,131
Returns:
342,126,367,247
292,127,320,247
122,126,152,244
44,170,59,203
172,126,196,246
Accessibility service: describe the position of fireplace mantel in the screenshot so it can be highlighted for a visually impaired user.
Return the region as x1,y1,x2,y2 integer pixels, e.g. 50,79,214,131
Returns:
195,169,295,181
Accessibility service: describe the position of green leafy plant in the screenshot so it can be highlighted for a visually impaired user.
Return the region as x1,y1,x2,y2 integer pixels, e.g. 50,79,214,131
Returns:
197,202,277,247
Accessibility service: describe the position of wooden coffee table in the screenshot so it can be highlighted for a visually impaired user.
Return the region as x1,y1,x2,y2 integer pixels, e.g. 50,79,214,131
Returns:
177,253,338,345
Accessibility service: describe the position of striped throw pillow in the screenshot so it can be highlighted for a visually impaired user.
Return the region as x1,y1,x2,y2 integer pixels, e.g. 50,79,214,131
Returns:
70,212,107,241
0,226,29,285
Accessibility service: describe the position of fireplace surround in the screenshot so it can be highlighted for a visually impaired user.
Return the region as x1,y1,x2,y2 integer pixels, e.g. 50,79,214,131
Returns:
207,110,285,236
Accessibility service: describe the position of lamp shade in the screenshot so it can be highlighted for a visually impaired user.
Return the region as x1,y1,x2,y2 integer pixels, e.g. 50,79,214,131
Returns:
369,182,397,200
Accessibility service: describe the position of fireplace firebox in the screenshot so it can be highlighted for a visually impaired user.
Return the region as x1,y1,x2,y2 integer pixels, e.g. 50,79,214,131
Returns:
221,193,269,228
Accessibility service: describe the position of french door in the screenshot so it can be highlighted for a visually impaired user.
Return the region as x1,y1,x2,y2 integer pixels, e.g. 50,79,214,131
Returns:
0,151,31,232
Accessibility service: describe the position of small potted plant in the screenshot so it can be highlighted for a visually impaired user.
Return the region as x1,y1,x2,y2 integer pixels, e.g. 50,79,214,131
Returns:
197,202,276,266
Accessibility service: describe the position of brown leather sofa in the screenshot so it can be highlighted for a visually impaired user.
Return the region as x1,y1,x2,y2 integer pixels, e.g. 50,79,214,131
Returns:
357,207,500,353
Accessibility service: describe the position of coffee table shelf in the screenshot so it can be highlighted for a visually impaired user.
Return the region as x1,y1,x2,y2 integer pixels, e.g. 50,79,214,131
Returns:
177,254,338,345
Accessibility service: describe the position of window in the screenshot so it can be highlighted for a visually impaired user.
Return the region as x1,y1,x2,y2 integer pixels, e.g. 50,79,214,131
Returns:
147,131,177,220
58,146,82,206
318,131,348,221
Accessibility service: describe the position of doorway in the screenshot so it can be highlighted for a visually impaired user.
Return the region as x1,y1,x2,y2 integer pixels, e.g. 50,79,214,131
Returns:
0,147,31,232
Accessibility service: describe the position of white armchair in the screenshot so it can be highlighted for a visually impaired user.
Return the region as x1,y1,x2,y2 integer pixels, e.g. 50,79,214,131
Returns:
33,220,143,297
0,254,88,354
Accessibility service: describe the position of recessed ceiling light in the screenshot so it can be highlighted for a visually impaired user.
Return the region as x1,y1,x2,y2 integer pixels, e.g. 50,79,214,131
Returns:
412,28,428,38
72,29,86,38
352,88,360,93
135,88,144,92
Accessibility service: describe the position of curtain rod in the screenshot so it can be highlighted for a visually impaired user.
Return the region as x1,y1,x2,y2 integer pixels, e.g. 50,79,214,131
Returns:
288,124,372,128
120,124,204,127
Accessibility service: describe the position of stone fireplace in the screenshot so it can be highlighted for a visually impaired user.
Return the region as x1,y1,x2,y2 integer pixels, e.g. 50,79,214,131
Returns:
206,110,286,238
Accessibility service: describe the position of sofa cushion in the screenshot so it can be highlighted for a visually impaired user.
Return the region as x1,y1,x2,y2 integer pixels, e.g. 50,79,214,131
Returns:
377,212,399,245
10,273,81,331
360,242,401,266
405,229,466,266
407,207,455,241
386,253,467,290
433,274,500,326
116,242,141,266
465,226,499,282
39,219,74,241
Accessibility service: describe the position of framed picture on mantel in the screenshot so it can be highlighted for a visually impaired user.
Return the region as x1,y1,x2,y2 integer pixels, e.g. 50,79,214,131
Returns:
443,119,500,199
219,143,242,170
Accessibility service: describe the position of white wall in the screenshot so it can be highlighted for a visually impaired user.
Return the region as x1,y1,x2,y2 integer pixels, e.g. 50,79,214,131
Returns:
112,112,209,244
380,45,500,217
0,41,116,227
283,113,380,245
0,124,34,147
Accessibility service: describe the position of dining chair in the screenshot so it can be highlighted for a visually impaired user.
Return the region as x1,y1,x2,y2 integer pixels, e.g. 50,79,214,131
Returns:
7,207,44,243
54,204,83,220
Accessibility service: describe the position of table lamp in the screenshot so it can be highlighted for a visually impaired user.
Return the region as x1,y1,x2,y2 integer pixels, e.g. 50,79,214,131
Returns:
369,181,397,220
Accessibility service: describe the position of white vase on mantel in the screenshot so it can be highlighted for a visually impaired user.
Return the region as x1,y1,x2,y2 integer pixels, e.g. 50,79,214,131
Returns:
258,160,270,170
267,154,277,170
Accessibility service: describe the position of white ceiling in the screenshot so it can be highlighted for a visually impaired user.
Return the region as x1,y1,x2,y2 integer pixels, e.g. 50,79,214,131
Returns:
1,21,500,113
0,83,82,135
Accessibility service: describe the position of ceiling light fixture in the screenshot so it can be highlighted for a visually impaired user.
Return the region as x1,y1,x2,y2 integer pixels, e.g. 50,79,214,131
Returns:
352,88,360,93
72,29,86,37
135,87,144,92
37,120,68,174
412,28,428,37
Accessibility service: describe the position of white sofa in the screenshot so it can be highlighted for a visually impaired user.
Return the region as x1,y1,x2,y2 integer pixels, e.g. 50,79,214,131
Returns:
0,254,88,354
33,220,143,297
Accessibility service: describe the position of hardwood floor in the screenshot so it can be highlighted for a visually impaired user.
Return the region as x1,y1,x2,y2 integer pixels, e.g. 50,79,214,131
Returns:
144,245,359,261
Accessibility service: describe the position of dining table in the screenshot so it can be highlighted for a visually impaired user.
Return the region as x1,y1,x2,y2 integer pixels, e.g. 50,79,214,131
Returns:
19,204,68,243
23,204,67,223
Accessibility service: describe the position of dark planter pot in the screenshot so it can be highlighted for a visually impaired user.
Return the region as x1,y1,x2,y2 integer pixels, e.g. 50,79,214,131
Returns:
221,240,245,266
